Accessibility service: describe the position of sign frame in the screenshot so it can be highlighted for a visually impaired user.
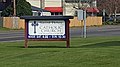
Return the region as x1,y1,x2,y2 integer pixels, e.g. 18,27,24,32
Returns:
21,16,73,48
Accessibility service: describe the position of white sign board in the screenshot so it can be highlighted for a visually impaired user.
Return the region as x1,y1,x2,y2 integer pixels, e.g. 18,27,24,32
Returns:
77,10,83,20
28,20,66,39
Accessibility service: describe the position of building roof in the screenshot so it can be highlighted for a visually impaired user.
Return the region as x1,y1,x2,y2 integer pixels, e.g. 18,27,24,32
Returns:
20,16,73,20
86,7,99,13
31,6,50,12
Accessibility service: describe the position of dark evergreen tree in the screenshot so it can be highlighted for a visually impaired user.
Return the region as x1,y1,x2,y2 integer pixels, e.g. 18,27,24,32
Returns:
1,5,13,16
1,0,32,17
16,0,32,16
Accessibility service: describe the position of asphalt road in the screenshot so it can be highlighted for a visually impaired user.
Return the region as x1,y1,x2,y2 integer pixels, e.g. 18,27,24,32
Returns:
70,25,120,37
0,25,120,42
0,30,24,42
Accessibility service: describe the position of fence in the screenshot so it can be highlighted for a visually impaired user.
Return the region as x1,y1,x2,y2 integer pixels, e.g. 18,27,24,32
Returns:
3,17,25,29
70,16,102,27
3,16,102,29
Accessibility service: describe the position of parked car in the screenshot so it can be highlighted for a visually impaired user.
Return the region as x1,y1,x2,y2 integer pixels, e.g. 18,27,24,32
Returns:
105,16,120,22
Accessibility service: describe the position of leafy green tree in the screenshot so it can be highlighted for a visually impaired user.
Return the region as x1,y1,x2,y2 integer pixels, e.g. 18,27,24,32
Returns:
1,0,32,17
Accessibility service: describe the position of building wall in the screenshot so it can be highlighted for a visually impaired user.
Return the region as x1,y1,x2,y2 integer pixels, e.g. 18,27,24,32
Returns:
26,0,62,8
3,17,102,29
26,0,41,8
45,0,62,7
64,2,91,16
65,3,77,16
26,0,97,16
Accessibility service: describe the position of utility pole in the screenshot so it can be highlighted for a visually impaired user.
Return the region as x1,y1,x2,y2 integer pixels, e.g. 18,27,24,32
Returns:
62,0,65,16
78,0,81,9
13,0,16,16
40,0,42,8
13,0,18,29
77,0,87,38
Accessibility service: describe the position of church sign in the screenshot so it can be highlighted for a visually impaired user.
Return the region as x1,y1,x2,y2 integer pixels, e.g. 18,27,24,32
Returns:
28,20,66,39
20,16,73,48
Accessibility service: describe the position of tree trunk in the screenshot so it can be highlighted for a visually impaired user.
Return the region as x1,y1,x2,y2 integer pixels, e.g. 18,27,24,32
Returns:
114,7,117,22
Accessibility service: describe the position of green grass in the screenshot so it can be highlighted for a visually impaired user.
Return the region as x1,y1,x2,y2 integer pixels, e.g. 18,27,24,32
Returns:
0,27,23,31
0,36,120,67
0,27,10,31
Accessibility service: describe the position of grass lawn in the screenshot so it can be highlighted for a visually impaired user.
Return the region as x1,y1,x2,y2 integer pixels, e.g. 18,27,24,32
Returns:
0,36,120,67
0,27,23,31
0,27,10,31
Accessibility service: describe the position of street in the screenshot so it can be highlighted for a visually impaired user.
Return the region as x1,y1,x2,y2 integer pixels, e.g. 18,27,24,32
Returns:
71,25,120,37
0,30,24,42
0,25,120,42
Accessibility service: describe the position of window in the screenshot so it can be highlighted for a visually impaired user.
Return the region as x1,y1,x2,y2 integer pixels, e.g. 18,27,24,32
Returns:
3,0,6,2
51,12,63,16
0,0,6,2
32,11,38,16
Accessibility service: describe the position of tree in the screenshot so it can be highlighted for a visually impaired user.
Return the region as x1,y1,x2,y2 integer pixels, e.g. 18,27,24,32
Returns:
16,0,32,16
1,5,13,16
97,0,120,21
1,0,32,17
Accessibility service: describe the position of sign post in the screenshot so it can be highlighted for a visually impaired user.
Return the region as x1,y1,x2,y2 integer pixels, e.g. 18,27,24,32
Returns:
83,10,86,38
77,10,87,38
20,16,73,48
